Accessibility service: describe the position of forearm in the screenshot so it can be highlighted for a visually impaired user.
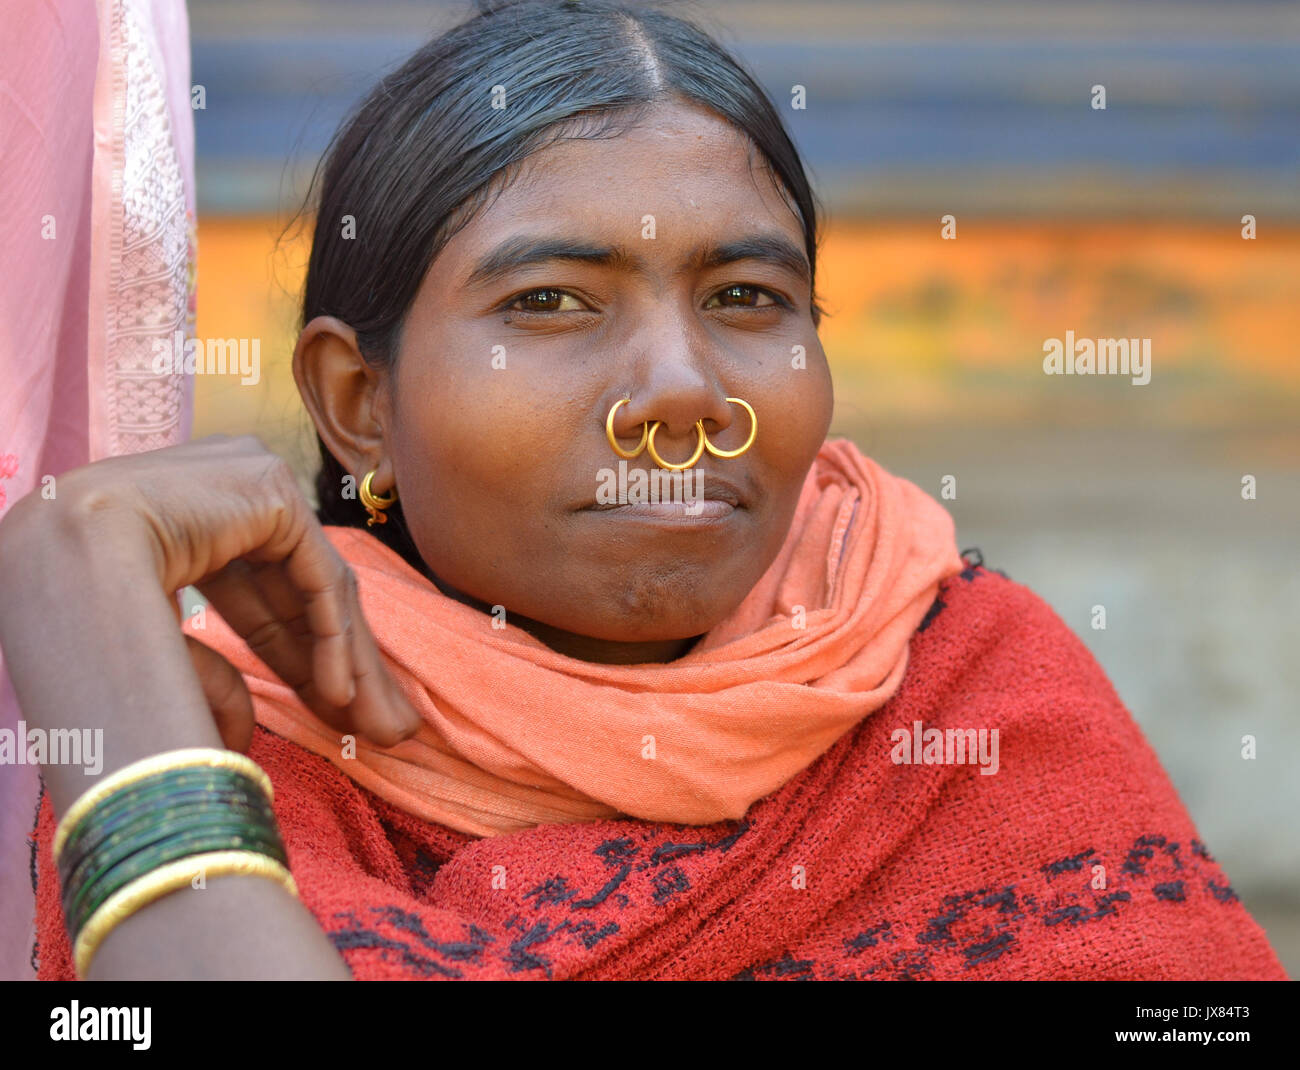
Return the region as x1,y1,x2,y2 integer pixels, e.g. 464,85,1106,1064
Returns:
85,873,352,980
0,499,219,813
0,497,350,979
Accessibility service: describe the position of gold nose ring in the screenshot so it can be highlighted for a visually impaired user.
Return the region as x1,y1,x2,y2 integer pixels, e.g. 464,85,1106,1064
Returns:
646,420,707,471
605,398,647,459
605,396,756,470
703,397,757,458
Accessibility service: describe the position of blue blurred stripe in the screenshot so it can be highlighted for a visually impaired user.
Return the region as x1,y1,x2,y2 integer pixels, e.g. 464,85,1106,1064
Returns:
190,9,1300,214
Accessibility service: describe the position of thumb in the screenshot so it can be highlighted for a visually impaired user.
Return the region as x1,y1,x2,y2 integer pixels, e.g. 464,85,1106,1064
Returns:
183,634,256,753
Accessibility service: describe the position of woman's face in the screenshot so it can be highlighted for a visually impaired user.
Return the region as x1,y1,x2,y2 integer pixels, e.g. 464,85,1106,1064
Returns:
306,100,833,663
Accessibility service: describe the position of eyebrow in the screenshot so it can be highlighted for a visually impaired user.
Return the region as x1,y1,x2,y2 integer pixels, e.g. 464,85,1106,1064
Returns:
463,233,812,289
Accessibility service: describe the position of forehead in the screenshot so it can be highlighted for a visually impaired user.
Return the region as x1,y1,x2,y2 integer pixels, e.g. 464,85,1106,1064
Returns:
434,100,804,272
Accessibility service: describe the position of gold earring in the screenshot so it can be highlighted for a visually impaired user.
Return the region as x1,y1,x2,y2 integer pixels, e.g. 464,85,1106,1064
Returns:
645,420,707,471
606,398,647,459
702,398,757,458
359,469,398,527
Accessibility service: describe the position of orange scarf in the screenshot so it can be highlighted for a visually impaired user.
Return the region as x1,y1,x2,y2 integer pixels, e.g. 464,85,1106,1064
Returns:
189,439,963,837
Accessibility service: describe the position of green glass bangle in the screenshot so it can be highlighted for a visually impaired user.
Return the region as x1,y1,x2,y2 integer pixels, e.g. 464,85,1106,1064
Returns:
64,804,283,931
54,750,274,863
67,822,287,938
62,764,252,821
69,828,287,940
56,757,287,954
58,767,270,865
60,790,273,919
59,781,270,891
59,776,272,886
65,768,255,827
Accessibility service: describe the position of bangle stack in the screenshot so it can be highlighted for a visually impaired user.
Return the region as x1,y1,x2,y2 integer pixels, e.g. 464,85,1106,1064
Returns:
53,748,298,979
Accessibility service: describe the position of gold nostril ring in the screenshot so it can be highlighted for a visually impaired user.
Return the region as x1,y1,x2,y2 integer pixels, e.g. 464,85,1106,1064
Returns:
702,397,757,458
646,420,707,471
606,398,647,459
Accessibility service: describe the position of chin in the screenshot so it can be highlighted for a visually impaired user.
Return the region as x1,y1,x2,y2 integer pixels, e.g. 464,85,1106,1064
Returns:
596,579,740,639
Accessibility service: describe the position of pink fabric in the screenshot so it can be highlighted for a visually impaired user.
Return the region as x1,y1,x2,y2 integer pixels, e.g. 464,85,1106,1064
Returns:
0,0,195,980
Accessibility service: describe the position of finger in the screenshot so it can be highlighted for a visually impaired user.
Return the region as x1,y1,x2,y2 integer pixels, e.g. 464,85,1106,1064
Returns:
263,526,357,710
196,560,315,702
183,635,256,753
339,573,422,747
195,561,356,739
231,496,419,745
220,525,416,743
246,559,315,636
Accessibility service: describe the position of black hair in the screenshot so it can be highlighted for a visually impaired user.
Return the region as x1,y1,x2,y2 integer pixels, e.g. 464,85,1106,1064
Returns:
299,0,823,571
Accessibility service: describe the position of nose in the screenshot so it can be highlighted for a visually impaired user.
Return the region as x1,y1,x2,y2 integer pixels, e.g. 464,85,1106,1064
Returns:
608,314,735,448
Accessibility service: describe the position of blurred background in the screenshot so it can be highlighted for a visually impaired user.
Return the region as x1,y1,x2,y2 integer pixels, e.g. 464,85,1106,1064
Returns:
185,0,1300,973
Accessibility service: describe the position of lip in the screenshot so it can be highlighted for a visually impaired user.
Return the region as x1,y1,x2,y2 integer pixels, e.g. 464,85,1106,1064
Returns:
589,499,735,521
580,470,747,512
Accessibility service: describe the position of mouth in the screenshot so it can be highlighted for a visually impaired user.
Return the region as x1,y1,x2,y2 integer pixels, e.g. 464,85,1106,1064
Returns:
579,469,746,523
588,499,735,521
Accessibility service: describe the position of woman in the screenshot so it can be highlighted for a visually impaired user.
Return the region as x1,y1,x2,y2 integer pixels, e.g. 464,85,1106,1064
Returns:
2,0,1286,980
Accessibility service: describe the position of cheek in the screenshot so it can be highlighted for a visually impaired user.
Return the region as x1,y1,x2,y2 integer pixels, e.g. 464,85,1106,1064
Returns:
389,355,575,559
753,344,833,479
396,354,531,485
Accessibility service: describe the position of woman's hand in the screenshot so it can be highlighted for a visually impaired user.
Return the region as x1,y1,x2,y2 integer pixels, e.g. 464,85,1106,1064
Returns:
0,435,400,979
0,434,421,761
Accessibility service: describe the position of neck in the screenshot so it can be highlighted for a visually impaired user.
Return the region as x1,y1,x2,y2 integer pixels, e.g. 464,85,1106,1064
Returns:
425,571,701,665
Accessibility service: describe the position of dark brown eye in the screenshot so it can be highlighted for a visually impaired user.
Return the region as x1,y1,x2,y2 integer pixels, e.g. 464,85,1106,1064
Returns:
512,289,581,313
708,284,775,309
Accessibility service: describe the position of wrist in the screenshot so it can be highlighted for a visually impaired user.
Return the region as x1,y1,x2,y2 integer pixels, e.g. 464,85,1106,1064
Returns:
0,505,222,817
0,475,152,598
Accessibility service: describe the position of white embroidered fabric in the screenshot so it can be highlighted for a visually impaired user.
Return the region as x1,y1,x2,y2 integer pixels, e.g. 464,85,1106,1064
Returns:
103,0,195,456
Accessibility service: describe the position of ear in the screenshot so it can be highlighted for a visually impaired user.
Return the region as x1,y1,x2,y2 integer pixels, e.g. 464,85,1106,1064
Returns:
292,316,395,493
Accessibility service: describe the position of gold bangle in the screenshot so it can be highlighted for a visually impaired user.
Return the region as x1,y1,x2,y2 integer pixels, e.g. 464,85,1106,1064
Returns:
54,748,274,864
73,849,299,979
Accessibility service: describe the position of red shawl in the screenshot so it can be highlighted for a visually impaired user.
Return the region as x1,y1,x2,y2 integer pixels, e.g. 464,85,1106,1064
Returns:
31,560,1286,979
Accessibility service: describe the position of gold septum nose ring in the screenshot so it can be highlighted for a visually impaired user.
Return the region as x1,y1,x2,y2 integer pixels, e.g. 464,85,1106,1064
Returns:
605,397,757,471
